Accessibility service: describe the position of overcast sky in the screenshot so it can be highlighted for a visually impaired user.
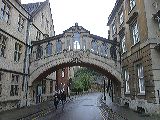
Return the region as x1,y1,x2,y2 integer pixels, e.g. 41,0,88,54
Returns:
21,0,116,38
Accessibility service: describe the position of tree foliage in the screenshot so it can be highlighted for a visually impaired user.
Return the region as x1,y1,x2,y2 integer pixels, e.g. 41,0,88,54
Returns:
72,67,102,92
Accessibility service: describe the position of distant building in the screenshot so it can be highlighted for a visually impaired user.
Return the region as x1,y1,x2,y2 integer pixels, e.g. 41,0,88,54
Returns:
107,0,160,114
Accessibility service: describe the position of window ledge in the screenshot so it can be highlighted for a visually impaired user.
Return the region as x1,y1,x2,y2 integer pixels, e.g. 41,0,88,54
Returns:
137,92,145,96
121,51,127,55
131,41,140,49
125,92,130,95
0,56,6,59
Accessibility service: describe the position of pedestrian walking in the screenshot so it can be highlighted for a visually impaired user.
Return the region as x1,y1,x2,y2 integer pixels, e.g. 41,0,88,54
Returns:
61,91,66,109
54,94,59,109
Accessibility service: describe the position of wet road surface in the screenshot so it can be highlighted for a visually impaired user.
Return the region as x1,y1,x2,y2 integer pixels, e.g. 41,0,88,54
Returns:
33,93,160,120
37,93,103,120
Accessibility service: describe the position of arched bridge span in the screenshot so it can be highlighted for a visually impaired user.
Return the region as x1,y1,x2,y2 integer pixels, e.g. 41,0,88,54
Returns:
29,23,121,86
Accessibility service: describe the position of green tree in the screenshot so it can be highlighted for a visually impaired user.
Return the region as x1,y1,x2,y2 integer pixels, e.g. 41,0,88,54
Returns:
72,67,99,92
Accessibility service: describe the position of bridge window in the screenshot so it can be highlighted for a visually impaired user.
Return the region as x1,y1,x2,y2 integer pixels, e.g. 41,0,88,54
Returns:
91,40,98,53
46,42,52,56
100,43,108,57
82,39,86,50
73,32,80,50
56,40,62,54
36,45,43,59
110,44,117,60
62,68,65,77
67,39,71,50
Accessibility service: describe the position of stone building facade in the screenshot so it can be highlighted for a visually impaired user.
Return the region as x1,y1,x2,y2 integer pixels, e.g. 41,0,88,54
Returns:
107,0,160,114
0,0,56,111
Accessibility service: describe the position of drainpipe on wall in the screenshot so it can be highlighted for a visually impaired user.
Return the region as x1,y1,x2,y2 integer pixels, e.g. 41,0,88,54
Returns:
22,16,32,107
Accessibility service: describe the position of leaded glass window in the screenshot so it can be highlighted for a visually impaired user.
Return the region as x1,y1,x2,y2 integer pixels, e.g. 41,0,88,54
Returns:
73,32,80,50
46,42,52,56
56,40,62,54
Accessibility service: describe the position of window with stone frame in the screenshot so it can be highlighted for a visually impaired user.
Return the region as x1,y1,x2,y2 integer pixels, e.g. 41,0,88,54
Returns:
0,72,3,97
119,10,124,25
91,40,98,53
121,35,127,53
46,18,49,28
0,0,10,23
100,43,108,57
36,45,43,59
123,69,130,93
73,32,80,50
10,74,19,96
0,34,7,57
137,64,145,93
36,30,41,41
41,13,44,27
66,39,71,51
82,39,86,50
50,81,53,93
17,14,25,32
0,84,2,97
130,21,139,45
56,40,62,54
62,68,65,78
46,42,52,56
14,42,22,62
42,80,46,94
129,0,136,11
112,22,116,35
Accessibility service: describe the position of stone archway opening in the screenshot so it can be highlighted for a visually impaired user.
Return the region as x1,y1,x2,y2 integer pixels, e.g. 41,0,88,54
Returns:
29,61,121,105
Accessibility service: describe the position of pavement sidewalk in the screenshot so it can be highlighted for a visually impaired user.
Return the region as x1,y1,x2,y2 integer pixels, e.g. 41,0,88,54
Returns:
102,94,159,120
0,97,74,120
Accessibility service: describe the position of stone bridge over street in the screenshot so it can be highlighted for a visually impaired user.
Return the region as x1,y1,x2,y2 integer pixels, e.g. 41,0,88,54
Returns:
29,23,122,87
